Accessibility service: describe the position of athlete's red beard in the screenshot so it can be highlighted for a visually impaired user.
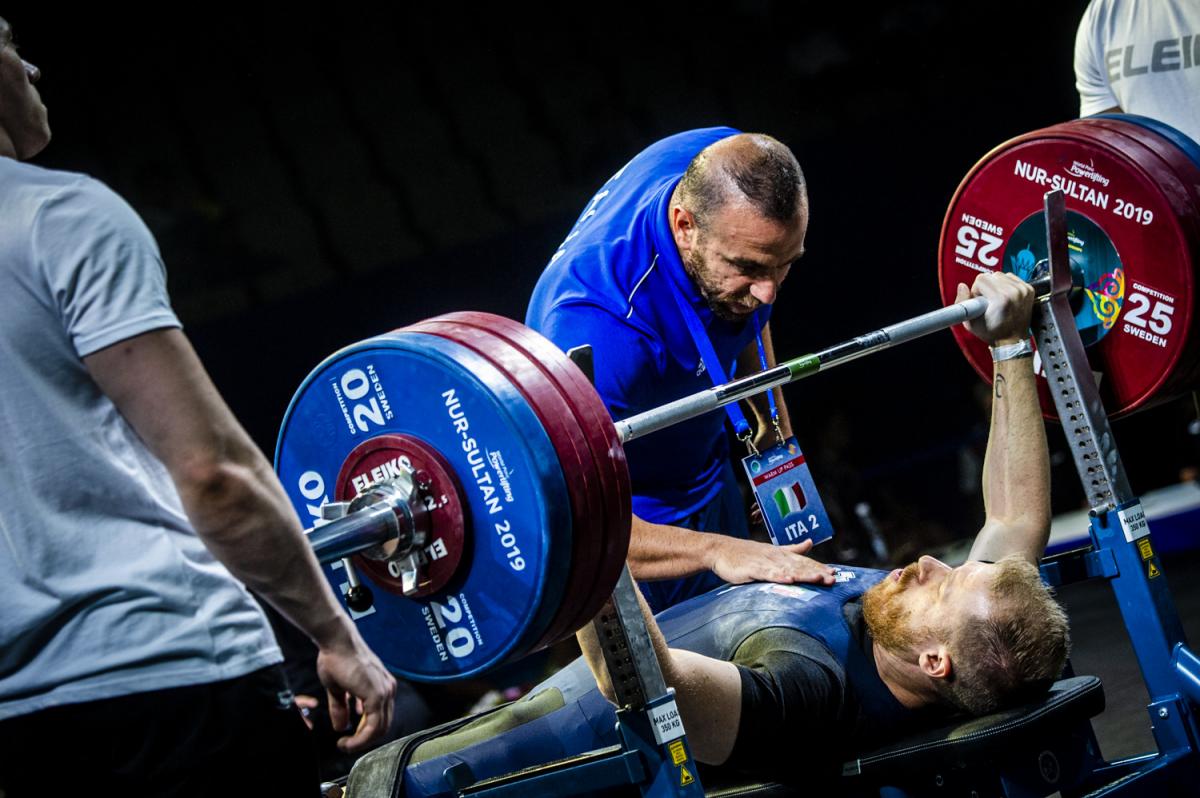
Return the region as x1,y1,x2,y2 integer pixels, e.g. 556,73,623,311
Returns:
862,561,926,654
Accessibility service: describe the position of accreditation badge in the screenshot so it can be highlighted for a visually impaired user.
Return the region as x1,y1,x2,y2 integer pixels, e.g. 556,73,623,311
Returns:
741,437,834,548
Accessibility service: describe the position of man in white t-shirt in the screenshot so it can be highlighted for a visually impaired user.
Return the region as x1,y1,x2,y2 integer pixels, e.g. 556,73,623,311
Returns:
0,17,395,796
1075,0,1200,140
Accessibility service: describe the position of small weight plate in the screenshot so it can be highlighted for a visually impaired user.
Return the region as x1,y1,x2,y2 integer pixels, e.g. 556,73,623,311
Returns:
333,434,466,598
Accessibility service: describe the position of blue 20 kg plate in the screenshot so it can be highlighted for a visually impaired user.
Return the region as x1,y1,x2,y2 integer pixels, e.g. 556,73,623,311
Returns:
274,331,572,681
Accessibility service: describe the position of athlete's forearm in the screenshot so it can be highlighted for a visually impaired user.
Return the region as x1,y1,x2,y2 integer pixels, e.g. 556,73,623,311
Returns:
972,354,1051,562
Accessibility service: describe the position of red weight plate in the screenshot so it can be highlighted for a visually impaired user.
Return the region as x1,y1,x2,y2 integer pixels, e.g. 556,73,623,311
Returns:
1036,120,1200,415
402,319,600,648
403,319,603,649
1074,118,1200,399
443,314,630,561
440,319,626,641
447,315,628,638
938,118,1200,420
437,313,631,632
333,433,467,598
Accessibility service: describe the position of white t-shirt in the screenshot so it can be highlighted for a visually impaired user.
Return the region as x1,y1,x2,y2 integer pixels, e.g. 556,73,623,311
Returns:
0,157,281,720
1075,0,1200,141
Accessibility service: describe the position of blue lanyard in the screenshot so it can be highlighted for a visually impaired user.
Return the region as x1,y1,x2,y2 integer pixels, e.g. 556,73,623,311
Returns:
753,316,780,429
665,268,775,446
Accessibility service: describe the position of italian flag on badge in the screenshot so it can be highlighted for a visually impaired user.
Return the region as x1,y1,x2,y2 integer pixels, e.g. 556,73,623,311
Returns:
772,482,807,518
743,436,834,547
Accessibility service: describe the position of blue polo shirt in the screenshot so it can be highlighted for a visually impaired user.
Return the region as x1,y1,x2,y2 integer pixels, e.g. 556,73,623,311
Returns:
527,127,770,524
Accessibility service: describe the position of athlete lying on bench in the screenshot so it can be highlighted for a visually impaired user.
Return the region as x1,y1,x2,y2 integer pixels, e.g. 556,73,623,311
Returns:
578,271,1069,772
351,272,1071,795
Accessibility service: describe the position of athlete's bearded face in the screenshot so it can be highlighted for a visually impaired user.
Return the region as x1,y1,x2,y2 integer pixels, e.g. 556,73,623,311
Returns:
863,556,1000,656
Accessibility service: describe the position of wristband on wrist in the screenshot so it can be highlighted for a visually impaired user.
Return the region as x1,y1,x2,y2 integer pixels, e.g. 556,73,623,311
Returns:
990,339,1033,362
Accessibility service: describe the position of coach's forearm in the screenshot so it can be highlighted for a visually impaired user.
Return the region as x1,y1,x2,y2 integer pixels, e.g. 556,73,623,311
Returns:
627,515,721,581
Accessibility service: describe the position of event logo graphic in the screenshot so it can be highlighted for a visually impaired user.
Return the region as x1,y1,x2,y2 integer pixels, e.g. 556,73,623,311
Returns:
1065,159,1110,187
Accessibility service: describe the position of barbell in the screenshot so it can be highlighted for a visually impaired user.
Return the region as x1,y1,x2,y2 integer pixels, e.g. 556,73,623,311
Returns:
275,115,1200,682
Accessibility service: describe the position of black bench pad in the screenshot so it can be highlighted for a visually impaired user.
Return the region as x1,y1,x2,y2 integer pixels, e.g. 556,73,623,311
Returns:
705,676,1104,797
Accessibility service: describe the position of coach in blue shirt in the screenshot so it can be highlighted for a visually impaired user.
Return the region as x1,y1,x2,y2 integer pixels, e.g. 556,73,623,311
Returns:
527,128,834,612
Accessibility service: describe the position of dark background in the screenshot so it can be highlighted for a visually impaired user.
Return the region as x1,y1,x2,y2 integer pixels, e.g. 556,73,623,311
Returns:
11,3,1199,553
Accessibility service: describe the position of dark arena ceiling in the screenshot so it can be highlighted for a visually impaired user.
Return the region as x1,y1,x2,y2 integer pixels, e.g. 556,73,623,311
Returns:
17,3,1196,533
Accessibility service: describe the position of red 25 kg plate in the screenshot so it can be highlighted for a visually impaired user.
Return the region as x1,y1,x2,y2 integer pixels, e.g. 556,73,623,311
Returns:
938,117,1200,419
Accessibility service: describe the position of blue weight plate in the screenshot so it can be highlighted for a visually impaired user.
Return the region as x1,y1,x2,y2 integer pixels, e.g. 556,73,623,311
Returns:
274,331,572,681
1095,113,1200,170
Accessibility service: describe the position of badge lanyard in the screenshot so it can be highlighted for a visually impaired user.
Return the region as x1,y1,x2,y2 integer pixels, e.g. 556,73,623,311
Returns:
665,271,835,548
664,274,770,454
753,316,787,451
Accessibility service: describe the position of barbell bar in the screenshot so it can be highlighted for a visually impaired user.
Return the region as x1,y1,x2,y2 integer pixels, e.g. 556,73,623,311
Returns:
302,276,1058,568
615,277,1055,444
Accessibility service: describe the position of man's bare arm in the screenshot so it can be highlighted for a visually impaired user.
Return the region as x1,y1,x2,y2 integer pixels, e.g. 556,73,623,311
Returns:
953,275,1051,565
629,514,834,586
84,328,396,752
577,584,743,764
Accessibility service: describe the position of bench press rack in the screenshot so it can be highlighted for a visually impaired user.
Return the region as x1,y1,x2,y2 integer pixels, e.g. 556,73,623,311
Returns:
998,191,1200,796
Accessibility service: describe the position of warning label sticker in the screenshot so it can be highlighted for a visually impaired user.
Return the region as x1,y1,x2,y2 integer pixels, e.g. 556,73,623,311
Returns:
1117,503,1150,543
650,699,684,745
680,765,695,786
668,740,688,766
1137,539,1154,561
1149,562,1162,579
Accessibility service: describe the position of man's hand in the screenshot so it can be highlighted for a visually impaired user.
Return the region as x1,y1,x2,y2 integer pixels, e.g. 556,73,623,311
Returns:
708,537,835,586
749,500,764,527
628,515,833,586
294,694,319,730
955,271,1036,345
316,629,397,754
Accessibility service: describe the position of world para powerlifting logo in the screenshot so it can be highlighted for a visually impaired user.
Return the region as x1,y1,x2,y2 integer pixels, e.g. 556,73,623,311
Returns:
1065,159,1110,187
